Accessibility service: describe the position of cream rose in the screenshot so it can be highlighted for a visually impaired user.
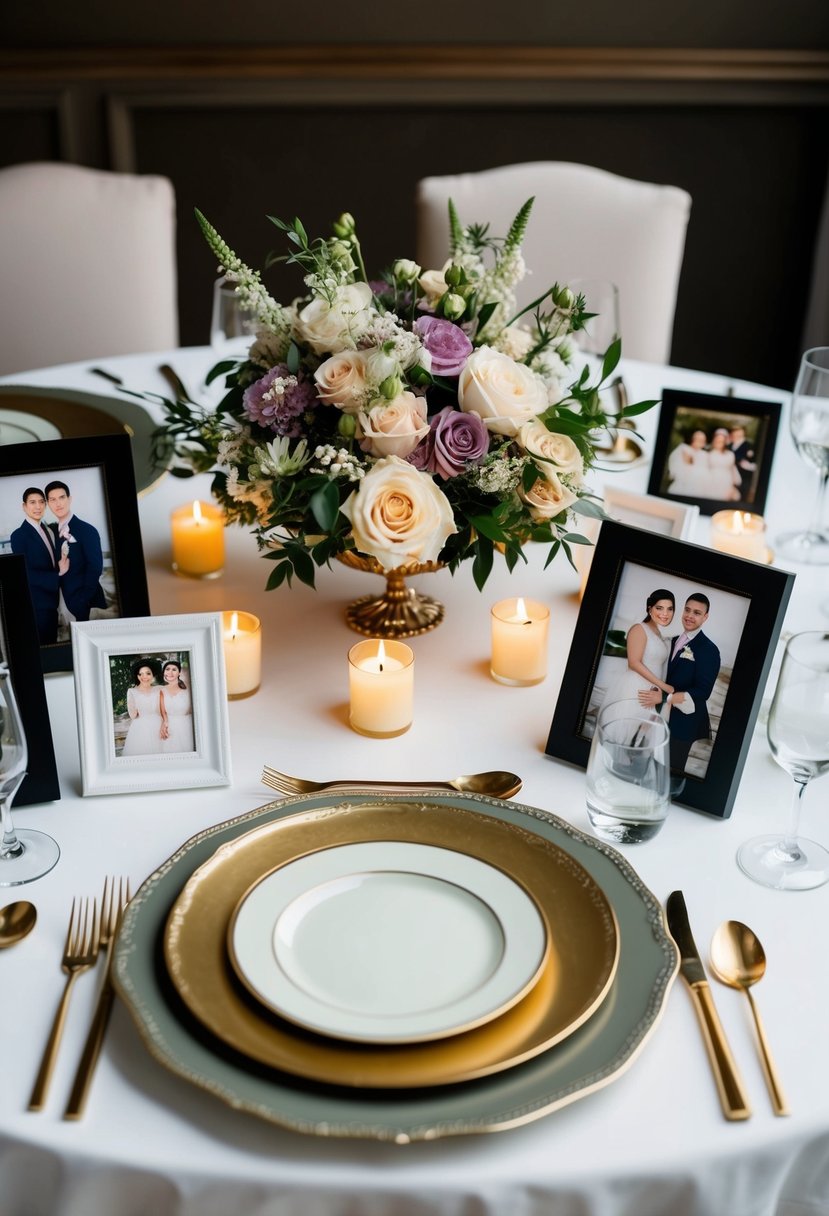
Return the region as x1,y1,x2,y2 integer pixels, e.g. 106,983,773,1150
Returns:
417,266,450,306
340,455,457,571
516,421,584,478
357,392,430,459
458,346,548,437
296,282,375,355
519,470,579,521
314,350,368,412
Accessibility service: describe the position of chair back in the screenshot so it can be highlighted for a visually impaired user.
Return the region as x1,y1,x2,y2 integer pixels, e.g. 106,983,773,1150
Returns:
0,162,178,375
416,161,691,364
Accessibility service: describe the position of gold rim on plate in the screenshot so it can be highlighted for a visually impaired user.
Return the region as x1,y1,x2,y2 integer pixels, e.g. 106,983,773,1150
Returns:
164,799,619,1088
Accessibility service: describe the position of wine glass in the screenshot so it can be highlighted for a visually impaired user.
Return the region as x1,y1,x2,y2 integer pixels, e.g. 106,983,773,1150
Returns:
0,663,60,886
570,278,621,359
737,631,829,891
777,347,829,565
210,276,258,359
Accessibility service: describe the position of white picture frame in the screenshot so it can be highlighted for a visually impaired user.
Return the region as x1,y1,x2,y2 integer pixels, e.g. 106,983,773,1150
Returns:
72,613,232,796
601,486,700,539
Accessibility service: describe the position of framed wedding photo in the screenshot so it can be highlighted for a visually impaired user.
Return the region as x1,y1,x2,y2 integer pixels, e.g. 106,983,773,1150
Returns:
546,520,795,818
646,388,781,516
72,613,232,797
0,433,150,673
0,554,60,806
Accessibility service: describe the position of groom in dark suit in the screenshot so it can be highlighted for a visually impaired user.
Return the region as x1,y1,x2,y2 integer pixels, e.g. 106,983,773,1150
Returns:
639,592,721,775
9,486,69,644
44,479,107,623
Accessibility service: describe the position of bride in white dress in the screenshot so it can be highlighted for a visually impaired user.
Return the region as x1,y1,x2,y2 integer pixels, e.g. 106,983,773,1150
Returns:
603,589,675,709
705,428,742,501
667,429,709,497
160,659,195,753
122,660,167,756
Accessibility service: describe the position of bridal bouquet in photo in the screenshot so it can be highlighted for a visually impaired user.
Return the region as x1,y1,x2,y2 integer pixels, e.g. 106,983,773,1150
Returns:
158,201,653,592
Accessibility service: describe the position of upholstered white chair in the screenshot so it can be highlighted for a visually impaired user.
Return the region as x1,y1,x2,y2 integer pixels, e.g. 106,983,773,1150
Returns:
0,162,178,376
416,162,692,365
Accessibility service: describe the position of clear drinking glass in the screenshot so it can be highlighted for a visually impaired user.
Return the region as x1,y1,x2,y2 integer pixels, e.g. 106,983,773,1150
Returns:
737,631,829,891
210,276,258,358
570,278,621,358
0,663,60,886
585,699,671,844
777,347,829,565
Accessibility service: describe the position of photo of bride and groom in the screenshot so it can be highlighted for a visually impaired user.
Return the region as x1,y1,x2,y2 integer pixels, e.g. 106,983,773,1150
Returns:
584,564,751,780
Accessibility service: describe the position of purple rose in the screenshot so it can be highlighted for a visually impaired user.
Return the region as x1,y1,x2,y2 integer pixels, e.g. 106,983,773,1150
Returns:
242,364,317,437
428,406,489,479
414,315,473,378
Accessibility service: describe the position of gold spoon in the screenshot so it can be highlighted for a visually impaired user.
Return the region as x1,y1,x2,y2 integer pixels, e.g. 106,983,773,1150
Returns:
261,767,522,800
710,921,790,1116
0,900,37,949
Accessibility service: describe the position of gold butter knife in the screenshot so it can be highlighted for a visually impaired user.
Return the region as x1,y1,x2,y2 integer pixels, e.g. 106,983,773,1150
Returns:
666,890,751,1121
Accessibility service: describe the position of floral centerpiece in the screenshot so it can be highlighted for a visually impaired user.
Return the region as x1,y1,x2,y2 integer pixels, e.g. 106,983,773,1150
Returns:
158,201,653,633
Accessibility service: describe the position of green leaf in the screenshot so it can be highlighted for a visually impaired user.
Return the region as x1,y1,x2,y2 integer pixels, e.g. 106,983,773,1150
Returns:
286,342,301,375
309,479,341,532
560,532,593,545
620,398,660,418
288,547,316,588
472,538,494,591
600,338,622,382
266,562,290,591
544,540,561,569
476,301,498,332
571,497,607,519
469,515,508,543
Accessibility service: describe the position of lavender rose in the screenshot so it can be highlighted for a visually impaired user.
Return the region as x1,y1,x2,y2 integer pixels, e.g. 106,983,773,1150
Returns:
242,364,318,437
413,315,473,377
414,406,489,480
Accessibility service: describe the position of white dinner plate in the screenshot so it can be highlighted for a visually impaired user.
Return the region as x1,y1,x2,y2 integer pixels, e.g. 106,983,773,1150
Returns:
228,841,548,1044
0,407,62,444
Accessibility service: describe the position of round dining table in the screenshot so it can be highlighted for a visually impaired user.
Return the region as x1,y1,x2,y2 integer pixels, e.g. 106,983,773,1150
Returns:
0,349,827,1216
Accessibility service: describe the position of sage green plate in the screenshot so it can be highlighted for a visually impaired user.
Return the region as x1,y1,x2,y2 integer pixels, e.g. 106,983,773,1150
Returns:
114,793,678,1143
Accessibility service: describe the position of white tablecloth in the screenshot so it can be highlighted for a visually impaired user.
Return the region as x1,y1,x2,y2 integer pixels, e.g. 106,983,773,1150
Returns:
0,350,827,1216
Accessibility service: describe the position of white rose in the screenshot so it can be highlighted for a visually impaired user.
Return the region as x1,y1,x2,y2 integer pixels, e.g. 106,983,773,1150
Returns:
519,471,579,521
417,266,449,306
357,392,430,459
296,282,375,355
458,346,548,437
516,421,584,478
314,350,368,412
340,455,457,571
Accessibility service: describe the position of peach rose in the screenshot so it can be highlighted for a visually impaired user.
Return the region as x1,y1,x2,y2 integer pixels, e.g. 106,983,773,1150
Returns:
357,392,430,459
340,455,457,571
314,350,368,413
519,470,579,521
458,346,548,437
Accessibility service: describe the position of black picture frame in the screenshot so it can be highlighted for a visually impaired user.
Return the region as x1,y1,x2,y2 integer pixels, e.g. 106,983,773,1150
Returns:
0,554,59,806
0,433,150,672
646,387,781,517
545,520,795,819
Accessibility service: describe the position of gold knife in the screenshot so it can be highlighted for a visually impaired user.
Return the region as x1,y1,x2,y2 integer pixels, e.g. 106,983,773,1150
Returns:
665,891,751,1121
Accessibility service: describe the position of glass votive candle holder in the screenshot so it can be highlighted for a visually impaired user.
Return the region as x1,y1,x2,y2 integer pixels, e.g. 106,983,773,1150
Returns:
222,611,262,699
348,639,414,738
710,510,768,562
170,500,225,578
490,597,550,686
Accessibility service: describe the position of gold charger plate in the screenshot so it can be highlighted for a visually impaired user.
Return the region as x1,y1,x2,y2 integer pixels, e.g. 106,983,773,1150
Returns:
165,799,619,1088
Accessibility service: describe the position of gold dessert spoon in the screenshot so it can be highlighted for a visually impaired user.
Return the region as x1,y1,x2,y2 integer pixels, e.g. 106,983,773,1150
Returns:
0,900,36,948
710,920,790,1116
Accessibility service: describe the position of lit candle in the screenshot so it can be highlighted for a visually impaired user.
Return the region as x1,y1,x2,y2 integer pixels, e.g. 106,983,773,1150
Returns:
222,611,262,698
170,500,225,578
491,597,550,686
710,510,768,562
348,639,414,738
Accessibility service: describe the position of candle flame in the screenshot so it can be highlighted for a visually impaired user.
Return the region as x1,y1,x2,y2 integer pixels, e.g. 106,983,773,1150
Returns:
377,639,386,673
230,611,238,640
516,597,531,624
743,512,753,527
192,499,203,525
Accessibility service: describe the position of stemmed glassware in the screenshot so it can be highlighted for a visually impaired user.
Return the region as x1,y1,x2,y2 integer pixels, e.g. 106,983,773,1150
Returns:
0,662,60,886
210,276,258,359
737,632,829,891
777,347,829,565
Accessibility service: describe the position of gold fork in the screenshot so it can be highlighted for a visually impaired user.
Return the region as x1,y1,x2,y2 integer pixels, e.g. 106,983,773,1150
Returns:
63,876,131,1120
28,897,99,1111
261,765,523,800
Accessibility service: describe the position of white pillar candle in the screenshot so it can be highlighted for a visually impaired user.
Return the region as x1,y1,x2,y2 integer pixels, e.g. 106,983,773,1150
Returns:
170,499,225,578
491,597,550,686
348,639,414,738
222,610,262,698
710,511,768,562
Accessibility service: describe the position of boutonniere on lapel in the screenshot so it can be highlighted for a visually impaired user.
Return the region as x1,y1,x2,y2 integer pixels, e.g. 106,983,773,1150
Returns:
680,646,695,661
